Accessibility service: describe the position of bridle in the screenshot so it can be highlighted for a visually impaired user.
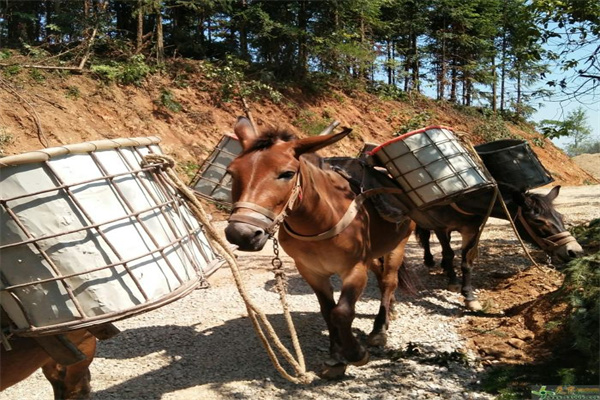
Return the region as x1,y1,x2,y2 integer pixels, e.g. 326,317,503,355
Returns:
450,200,578,256
229,173,303,237
514,207,579,255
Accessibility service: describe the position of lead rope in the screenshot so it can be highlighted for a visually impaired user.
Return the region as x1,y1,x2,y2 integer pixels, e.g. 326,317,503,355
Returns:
270,235,306,372
143,154,315,384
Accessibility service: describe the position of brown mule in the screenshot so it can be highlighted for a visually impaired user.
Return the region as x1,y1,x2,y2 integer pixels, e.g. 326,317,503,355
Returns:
224,117,415,379
1,329,96,399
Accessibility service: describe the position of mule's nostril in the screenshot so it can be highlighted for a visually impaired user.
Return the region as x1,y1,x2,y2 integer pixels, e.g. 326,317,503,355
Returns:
568,250,578,259
254,229,264,238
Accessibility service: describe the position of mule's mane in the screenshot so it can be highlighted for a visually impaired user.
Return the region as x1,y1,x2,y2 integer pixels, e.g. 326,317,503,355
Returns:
499,182,554,214
243,128,296,154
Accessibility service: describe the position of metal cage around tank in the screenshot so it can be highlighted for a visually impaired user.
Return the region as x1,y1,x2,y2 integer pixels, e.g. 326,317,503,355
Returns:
0,137,224,336
369,126,495,210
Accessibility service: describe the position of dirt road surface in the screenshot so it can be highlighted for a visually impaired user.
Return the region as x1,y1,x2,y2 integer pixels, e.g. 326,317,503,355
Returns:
2,185,598,400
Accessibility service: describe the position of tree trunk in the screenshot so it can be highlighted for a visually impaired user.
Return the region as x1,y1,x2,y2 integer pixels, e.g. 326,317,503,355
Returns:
156,4,164,63
500,28,507,112
516,68,522,116
387,38,392,85
465,73,472,106
239,0,249,61
411,33,419,92
392,40,396,86
359,11,366,79
297,0,308,78
450,58,457,102
136,0,144,54
491,54,497,112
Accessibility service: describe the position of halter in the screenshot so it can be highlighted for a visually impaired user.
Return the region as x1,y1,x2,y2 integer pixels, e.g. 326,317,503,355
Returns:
228,173,303,236
515,207,579,254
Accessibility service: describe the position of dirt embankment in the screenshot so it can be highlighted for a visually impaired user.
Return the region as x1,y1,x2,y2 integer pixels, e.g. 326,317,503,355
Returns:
572,153,600,180
0,65,595,187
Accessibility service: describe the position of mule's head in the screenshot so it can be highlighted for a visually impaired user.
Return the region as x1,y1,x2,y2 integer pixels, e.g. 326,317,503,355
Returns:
224,117,351,251
513,185,583,262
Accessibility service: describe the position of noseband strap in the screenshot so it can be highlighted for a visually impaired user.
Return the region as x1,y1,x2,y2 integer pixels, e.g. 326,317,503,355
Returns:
231,202,278,221
516,207,578,253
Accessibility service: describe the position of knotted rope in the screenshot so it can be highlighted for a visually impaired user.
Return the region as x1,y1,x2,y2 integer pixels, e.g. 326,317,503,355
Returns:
143,153,316,384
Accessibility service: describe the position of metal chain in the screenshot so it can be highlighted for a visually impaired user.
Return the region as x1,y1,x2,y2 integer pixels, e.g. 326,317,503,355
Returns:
270,235,287,293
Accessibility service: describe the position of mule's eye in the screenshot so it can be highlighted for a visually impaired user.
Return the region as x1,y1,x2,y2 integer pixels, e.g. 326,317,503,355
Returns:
277,171,296,180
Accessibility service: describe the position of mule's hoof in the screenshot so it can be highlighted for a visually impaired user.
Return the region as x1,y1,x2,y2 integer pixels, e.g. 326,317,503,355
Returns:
349,351,370,367
367,332,387,347
466,299,483,311
447,283,461,293
425,260,436,269
319,359,347,380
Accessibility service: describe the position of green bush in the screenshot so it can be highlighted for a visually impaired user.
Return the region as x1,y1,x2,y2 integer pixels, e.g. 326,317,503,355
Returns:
155,89,182,113
199,56,282,104
29,69,46,82
473,115,515,143
394,111,431,136
91,55,151,86
367,82,407,101
65,86,80,100
562,219,600,375
293,109,331,136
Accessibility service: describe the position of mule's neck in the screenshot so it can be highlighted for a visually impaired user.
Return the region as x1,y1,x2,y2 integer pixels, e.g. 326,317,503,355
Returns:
283,156,355,237
456,186,519,220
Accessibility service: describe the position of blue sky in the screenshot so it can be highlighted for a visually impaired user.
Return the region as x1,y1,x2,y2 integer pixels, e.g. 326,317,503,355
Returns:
529,42,599,149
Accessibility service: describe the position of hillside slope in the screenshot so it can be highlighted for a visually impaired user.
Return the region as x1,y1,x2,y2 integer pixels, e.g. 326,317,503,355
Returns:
0,67,595,187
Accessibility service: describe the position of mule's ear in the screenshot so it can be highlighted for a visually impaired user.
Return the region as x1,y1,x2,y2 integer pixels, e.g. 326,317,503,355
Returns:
545,185,561,202
233,117,258,150
293,127,352,156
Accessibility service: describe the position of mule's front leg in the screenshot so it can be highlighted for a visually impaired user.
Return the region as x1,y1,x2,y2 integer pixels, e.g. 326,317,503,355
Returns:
42,331,96,400
460,231,482,311
298,270,348,378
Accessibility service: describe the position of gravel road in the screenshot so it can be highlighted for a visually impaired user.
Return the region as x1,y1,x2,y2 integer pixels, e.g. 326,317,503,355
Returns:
2,185,599,400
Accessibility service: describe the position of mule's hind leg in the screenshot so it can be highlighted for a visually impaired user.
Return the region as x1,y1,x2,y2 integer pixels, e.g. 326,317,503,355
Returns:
368,227,412,347
42,331,96,399
333,263,370,366
434,230,460,292
460,229,482,311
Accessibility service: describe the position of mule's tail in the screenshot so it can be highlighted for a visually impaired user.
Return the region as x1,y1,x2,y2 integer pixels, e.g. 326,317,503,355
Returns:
397,261,422,296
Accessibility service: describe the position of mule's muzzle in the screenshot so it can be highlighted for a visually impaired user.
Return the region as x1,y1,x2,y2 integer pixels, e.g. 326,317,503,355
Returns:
225,221,270,252
554,240,584,263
